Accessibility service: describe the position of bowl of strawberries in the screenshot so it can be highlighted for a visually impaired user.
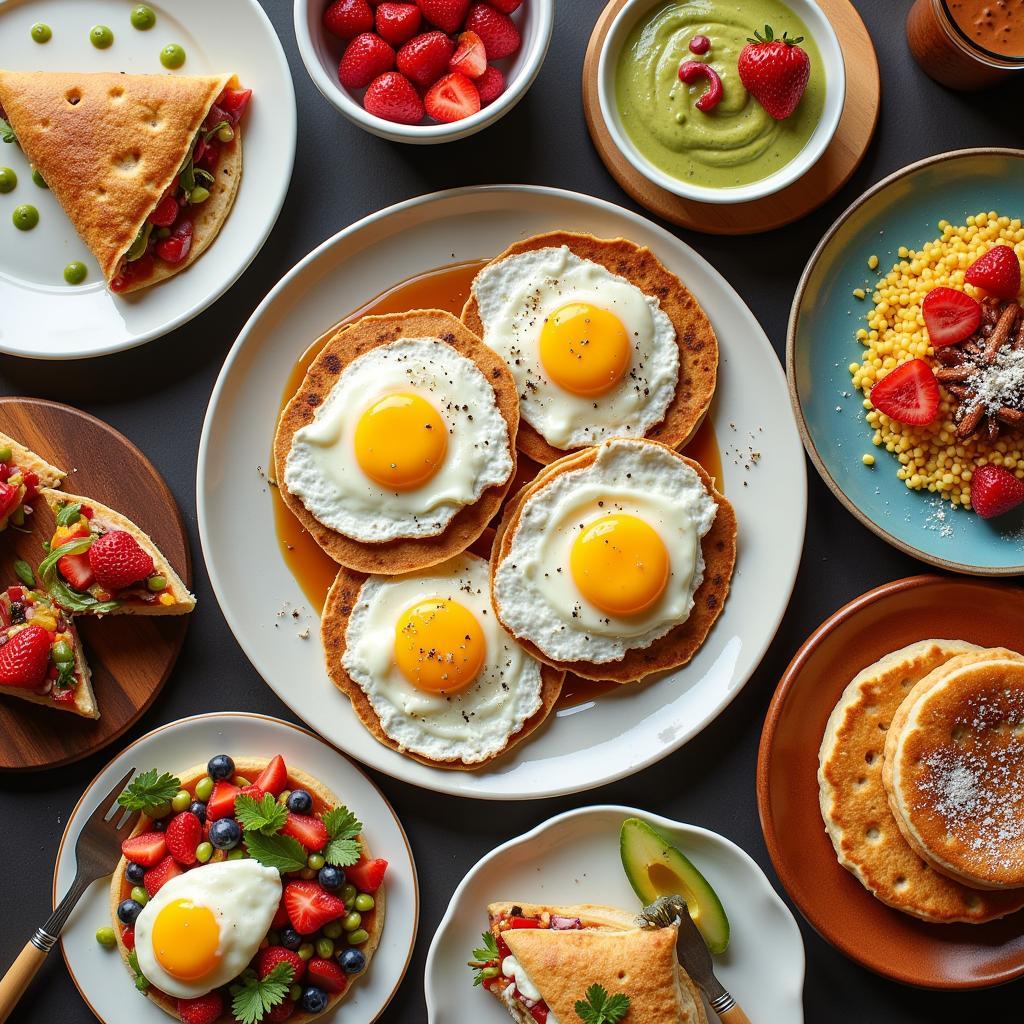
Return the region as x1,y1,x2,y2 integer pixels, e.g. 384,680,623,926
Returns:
295,0,553,142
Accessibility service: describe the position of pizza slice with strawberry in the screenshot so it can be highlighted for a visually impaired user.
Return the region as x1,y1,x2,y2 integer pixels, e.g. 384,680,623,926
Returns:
39,490,195,616
0,431,65,532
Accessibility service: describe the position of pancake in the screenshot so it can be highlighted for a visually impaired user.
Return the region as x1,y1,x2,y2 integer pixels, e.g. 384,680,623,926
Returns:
461,231,718,465
818,640,1024,923
883,649,1024,891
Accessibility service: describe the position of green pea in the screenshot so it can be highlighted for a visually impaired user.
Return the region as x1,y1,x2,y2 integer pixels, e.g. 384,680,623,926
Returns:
52,640,74,665
130,5,156,30
480,965,499,979
227,848,246,861
315,938,334,959
147,574,167,592
354,893,375,912
234,776,251,787
217,124,235,143
31,23,52,44
0,446,12,463
342,911,361,932
171,790,191,813
341,883,357,906
297,943,314,961
160,44,186,70
148,801,171,820
347,929,369,946
277,790,291,805
130,887,148,906
31,168,47,189
189,186,210,205
64,262,88,285
196,842,213,863
307,853,325,871
288,985,302,1002
323,920,343,939
95,926,116,949
12,205,39,231
0,168,16,194
195,776,214,800
90,25,114,49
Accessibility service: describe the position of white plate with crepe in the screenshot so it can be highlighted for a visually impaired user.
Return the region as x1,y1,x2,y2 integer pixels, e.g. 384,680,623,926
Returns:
197,185,807,800
53,712,417,1024
0,0,294,359
424,805,805,1023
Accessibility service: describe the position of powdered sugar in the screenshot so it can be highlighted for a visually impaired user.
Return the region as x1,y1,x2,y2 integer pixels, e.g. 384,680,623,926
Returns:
966,347,1024,415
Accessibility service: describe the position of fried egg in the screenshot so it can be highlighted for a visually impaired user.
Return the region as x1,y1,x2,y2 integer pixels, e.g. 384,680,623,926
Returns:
284,337,513,543
132,859,282,999
493,439,718,664
471,246,679,449
341,552,544,763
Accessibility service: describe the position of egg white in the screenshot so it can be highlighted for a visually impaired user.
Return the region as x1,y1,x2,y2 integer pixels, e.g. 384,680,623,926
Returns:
284,337,513,543
493,439,718,664
132,859,282,999
471,247,680,449
341,553,544,764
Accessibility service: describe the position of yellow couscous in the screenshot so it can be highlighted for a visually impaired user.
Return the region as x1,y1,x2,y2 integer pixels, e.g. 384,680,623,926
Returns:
850,212,1024,510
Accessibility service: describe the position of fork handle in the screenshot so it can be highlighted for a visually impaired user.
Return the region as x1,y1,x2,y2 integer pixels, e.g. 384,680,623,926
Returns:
0,935,51,1024
718,1002,752,1024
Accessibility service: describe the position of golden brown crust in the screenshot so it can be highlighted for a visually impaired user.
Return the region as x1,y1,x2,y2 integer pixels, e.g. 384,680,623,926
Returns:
489,440,736,684
461,231,718,465
320,564,564,769
0,70,231,282
273,310,519,575
109,759,384,1023
0,431,65,489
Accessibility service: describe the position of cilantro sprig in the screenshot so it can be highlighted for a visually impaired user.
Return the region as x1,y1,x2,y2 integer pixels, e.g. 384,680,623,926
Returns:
467,931,500,986
117,769,181,813
575,984,630,1024
234,792,288,835
231,962,293,1024
322,806,362,868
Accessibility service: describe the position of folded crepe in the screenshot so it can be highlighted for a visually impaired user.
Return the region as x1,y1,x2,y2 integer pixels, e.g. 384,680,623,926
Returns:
0,69,247,292
483,903,708,1024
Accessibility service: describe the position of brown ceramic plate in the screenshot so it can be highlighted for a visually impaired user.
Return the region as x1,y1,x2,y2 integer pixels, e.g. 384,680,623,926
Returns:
757,574,1024,988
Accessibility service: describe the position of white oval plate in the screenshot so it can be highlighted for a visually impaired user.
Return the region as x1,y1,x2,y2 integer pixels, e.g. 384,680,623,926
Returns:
0,0,295,359
197,185,807,800
54,712,418,1024
424,805,805,1023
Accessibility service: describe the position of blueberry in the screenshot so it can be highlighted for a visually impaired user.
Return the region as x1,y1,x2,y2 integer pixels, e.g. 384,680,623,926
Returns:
117,899,143,926
280,927,302,951
318,865,344,891
336,948,365,974
207,754,235,781
301,986,328,1014
149,817,167,832
188,800,207,824
286,789,312,814
125,862,146,885
209,818,241,850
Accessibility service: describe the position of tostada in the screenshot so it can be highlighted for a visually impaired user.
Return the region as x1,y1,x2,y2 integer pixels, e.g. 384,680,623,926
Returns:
0,430,64,532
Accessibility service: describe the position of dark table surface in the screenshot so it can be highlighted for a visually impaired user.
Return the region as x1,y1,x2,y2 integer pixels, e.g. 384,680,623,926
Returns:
3,1,1023,1021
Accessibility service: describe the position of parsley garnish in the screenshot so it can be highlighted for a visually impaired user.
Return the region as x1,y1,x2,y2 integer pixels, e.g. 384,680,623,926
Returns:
0,118,15,145
231,962,293,1024
235,792,288,835
117,769,181,813
38,537,120,614
467,931,500,986
54,659,76,691
575,984,630,1024
243,831,309,873
321,806,362,868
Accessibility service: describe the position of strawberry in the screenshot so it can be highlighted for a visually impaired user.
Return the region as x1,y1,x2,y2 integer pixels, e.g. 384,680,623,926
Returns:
155,219,193,264
324,0,375,40
488,0,520,10
397,31,455,88
87,530,155,591
281,812,329,851
364,71,425,124
254,755,288,797
465,4,520,60
449,30,487,79
869,359,940,426
149,193,179,228
271,895,291,929
475,64,504,105
218,87,252,125
257,945,306,982
121,928,135,951
375,2,421,46
176,993,222,1024
0,482,18,521
416,0,469,33
307,957,348,994
737,25,810,120
345,857,388,893
338,32,396,89
965,244,1022,299
0,626,52,689
205,780,241,821
970,464,1024,519
165,811,202,866
424,71,480,123
144,854,183,897
921,287,982,348
121,831,168,868
284,881,346,934
266,1003,295,1022
237,783,266,804
57,552,96,592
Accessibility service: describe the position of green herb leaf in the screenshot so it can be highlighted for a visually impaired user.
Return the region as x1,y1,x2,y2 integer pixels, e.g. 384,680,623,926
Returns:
0,117,15,145
54,659,76,692
13,559,34,587
468,931,500,985
321,805,362,867
55,502,83,528
118,769,181,812
231,962,293,1024
235,792,288,836
45,575,120,614
38,536,92,581
575,984,630,1024
243,831,309,873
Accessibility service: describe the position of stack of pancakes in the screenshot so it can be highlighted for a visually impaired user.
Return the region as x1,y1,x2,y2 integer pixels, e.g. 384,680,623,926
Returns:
819,640,1024,923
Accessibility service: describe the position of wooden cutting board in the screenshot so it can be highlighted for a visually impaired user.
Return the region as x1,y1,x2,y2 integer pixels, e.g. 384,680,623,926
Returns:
0,398,191,771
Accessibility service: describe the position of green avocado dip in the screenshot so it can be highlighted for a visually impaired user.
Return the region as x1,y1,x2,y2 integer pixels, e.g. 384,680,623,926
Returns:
615,0,825,189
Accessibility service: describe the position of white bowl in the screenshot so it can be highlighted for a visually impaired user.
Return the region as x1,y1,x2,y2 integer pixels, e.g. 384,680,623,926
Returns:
294,0,554,143
597,0,846,204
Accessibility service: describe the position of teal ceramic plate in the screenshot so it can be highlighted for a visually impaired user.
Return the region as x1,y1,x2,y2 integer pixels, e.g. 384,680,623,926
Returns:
788,148,1024,576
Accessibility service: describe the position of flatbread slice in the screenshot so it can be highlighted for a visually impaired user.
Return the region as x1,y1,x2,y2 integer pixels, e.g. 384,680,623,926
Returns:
0,430,65,531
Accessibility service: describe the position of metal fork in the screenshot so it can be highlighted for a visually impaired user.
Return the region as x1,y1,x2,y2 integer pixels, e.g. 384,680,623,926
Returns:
0,766,140,1024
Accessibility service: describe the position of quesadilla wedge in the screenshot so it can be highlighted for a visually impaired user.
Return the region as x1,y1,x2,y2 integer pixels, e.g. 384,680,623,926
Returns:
0,70,250,293
472,902,708,1024
0,431,64,532
39,489,195,616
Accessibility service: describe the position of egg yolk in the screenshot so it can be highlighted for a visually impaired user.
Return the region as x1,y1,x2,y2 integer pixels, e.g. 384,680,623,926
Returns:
570,513,669,616
354,392,447,491
394,597,486,694
151,899,221,981
539,302,631,397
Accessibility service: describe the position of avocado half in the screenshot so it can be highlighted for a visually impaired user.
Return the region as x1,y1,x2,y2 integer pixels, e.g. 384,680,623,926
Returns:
619,817,730,954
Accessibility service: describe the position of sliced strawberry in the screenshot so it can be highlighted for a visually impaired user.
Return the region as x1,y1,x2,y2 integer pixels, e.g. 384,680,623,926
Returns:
155,219,193,265
271,895,291,929
396,31,455,88
869,359,940,426
144,854,183,897
475,64,504,105
376,2,421,46
218,87,252,125
256,945,306,982
416,0,469,33
206,780,241,821
965,244,1022,300
281,812,329,852
465,3,520,60
338,32,396,89
284,881,346,935
921,287,982,348
346,857,388,893
176,992,222,1024
424,72,480,123
0,626,52,689
121,928,135,951
165,812,202,866
57,552,96,592
120,831,167,868
970,464,1024,519
450,30,487,79
324,0,375,40
149,193,179,228
307,957,348,994
237,783,266,804
488,0,520,10
254,754,288,797
364,71,425,124
266,1002,296,1022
